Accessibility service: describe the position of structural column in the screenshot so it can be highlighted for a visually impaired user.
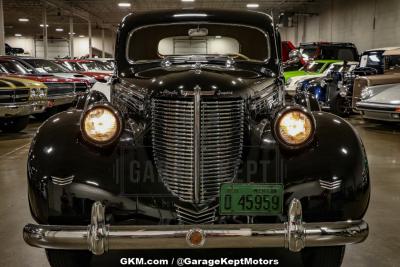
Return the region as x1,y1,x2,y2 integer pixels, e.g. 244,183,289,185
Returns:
101,28,105,58
42,5,48,59
69,16,74,58
88,19,92,58
0,0,5,55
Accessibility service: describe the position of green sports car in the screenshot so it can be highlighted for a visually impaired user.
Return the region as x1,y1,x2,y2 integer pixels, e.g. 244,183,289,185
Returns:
284,59,341,82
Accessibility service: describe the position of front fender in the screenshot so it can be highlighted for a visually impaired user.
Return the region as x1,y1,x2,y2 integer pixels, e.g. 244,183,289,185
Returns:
258,111,370,222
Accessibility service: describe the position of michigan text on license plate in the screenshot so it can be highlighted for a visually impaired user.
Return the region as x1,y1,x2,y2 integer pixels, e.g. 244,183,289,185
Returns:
219,184,283,215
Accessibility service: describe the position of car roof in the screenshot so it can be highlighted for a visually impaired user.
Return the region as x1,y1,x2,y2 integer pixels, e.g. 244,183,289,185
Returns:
364,47,400,52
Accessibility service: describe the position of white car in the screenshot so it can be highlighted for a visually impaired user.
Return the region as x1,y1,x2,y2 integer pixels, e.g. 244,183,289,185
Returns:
357,83,400,121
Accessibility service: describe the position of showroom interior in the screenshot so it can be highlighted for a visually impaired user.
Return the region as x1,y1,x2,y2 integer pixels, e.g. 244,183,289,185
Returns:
0,0,399,267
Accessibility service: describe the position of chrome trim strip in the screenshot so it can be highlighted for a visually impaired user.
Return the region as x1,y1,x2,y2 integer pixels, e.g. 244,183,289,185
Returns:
23,199,369,255
193,85,201,204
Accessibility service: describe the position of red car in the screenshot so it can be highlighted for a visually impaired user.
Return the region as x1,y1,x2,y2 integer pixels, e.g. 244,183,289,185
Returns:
55,59,112,83
0,57,78,115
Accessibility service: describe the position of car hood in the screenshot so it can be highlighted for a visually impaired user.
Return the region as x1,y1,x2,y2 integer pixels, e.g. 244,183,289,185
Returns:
0,76,46,88
284,70,318,81
6,74,74,83
127,65,276,98
363,83,400,104
52,72,96,83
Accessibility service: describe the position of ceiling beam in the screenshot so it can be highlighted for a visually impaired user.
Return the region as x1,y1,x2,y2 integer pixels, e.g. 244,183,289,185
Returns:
41,0,115,31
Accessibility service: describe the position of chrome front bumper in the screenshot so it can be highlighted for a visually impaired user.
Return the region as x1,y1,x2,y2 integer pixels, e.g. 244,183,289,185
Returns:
23,199,368,255
0,101,46,117
48,94,76,107
356,102,400,121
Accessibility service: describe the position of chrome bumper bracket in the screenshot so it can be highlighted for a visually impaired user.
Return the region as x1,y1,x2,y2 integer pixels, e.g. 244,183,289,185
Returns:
23,198,368,255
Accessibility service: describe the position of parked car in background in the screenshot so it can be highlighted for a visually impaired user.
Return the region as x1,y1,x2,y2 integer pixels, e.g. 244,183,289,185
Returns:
24,9,369,267
353,48,400,109
88,58,115,71
0,57,77,117
299,42,359,62
284,42,359,71
356,48,400,121
359,47,400,74
15,57,97,90
55,59,112,81
0,76,47,132
285,59,341,95
5,43,24,56
281,41,296,63
295,61,359,116
357,83,400,121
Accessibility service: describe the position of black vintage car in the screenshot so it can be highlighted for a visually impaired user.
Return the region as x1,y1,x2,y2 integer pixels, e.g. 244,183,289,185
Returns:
23,10,370,267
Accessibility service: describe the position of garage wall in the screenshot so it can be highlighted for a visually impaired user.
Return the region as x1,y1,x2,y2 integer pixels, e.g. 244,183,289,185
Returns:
5,29,115,58
280,0,400,52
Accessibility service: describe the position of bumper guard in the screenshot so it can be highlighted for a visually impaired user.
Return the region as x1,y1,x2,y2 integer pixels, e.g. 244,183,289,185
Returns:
23,199,368,255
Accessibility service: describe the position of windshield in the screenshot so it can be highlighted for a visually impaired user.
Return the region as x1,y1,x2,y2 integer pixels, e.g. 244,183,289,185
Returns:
79,61,110,71
25,59,69,73
300,62,325,72
327,63,357,73
59,61,85,72
0,60,31,74
128,23,270,62
300,47,317,60
386,55,400,71
360,52,383,67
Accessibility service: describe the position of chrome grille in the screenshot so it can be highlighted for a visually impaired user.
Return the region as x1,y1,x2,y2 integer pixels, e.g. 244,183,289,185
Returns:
74,82,88,93
152,98,244,204
0,89,30,104
45,83,75,96
175,204,218,224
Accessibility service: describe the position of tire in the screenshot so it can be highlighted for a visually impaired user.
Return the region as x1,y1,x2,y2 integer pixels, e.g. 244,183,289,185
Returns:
301,246,345,267
0,116,29,133
330,96,350,117
46,249,92,267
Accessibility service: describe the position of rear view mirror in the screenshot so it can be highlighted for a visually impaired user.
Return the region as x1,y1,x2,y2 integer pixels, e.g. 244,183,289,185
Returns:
188,28,209,37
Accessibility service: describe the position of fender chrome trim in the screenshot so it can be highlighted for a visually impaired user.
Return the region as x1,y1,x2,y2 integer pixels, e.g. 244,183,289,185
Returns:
23,199,368,255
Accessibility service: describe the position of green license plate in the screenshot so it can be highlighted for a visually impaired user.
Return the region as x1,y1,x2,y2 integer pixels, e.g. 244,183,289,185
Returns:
220,183,283,215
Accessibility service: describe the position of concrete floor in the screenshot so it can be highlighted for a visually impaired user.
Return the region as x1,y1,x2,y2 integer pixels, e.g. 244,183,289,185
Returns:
0,117,399,267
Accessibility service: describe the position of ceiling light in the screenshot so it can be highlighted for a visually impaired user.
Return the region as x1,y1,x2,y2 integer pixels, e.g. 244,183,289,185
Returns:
215,36,222,39
18,18,29,22
68,32,76,35
79,35,85,38
55,28,64,32
247,3,260,8
40,24,49,27
181,0,195,2
14,33,22,37
118,2,131,7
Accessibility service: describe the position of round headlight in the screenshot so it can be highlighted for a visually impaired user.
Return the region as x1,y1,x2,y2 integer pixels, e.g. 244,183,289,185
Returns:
81,105,122,146
274,107,315,149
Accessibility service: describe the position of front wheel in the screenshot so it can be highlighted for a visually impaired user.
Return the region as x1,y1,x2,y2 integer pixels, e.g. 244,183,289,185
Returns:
46,249,92,267
0,116,29,133
301,246,345,267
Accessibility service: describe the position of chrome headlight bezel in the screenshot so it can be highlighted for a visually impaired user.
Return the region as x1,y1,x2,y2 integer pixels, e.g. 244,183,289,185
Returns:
273,106,316,150
80,104,123,147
